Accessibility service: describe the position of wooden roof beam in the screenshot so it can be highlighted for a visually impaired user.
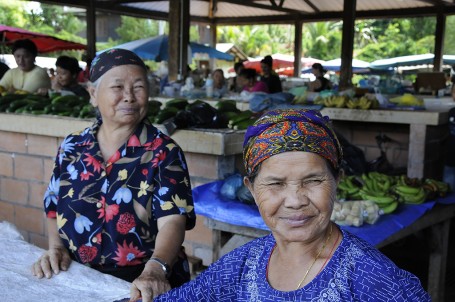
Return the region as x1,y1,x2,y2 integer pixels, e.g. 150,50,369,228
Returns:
302,0,320,13
220,0,311,15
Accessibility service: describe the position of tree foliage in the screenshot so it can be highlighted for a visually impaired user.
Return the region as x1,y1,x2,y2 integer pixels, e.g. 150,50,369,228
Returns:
2,1,455,64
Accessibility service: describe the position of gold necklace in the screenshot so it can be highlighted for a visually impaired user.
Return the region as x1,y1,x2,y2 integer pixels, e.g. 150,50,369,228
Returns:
295,224,333,290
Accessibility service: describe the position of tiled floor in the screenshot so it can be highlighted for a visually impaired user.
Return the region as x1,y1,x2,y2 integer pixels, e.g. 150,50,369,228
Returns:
379,221,455,302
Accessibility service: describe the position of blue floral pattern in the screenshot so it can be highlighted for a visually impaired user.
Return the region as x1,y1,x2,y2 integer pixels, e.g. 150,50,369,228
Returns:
44,119,195,267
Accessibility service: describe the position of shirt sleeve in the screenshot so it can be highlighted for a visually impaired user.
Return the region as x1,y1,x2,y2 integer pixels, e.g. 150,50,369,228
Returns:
151,137,196,230
43,146,63,218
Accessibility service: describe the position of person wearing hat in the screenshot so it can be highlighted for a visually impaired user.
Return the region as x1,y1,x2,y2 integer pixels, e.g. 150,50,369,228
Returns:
309,63,332,92
260,55,282,93
52,55,90,99
31,48,196,301
154,109,429,302
0,39,51,94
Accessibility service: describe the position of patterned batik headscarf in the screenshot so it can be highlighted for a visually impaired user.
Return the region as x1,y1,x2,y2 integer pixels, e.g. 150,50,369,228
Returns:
89,48,147,82
243,109,343,177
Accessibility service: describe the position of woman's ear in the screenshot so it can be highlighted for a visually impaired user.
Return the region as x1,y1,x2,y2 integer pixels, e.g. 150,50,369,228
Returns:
88,86,97,107
244,176,254,194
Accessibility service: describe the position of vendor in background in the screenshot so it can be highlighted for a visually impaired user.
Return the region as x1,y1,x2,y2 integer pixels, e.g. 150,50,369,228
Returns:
309,63,332,92
212,69,228,98
154,108,430,301
52,55,90,99
228,61,245,93
238,68,269,93
0,39,50,94
260,55,282,93
31,49,196,302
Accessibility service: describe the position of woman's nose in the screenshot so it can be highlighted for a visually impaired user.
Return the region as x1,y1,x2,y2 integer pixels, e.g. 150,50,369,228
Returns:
123,88,135,101
284,186,309,208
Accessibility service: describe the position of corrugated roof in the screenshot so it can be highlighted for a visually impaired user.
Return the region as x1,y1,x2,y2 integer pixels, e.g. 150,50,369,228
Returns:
39,1,455,24
118,0,453,23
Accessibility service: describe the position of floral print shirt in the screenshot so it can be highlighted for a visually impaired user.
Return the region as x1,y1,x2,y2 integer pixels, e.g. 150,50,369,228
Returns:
44,119,195,267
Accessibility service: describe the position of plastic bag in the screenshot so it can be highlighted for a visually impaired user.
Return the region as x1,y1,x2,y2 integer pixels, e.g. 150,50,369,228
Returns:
220,174,244,200
331,200,381,227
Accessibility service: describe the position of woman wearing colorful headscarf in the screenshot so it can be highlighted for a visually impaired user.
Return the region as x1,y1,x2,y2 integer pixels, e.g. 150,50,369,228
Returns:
155,109,429,301
31,49,195,301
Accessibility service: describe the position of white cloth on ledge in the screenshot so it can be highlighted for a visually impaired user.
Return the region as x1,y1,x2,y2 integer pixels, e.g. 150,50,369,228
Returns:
0,221,130,302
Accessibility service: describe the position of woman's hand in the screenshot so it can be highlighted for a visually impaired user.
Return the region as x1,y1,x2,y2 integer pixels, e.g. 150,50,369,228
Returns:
129,262,171,302
31,246,72,279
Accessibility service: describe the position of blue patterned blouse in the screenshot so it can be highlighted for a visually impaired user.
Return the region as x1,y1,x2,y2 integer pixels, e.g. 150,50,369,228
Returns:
155,228,430,301
44,119,195,267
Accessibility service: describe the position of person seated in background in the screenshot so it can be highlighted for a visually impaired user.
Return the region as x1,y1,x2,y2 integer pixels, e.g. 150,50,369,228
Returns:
238,68,269,93
154,108,430,302
52,55,90,99
0,39,50,94
212,69,228,98
309,63,332,92
260,55,282,93
228,61,245,93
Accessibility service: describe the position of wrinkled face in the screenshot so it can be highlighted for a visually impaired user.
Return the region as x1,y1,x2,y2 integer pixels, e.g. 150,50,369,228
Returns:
56,66,76,87
13,48,35,72
245,151,337,244
89,64,148,128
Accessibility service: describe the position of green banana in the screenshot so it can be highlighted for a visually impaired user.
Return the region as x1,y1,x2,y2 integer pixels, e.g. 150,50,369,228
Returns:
394,185,422,195
379,201,399,214
399,188,426,204
361,193,397,205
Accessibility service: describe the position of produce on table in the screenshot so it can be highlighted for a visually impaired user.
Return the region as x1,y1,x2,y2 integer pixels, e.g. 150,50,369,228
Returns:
336,172,451,215
388,93,424,107
313,94,380,109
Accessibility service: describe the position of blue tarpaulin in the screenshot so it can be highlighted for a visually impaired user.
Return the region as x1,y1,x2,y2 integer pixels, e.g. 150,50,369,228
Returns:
98,35,234,62
193,180,455,246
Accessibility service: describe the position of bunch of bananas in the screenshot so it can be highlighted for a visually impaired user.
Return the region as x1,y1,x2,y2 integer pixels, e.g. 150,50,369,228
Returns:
293,94,308,105
322,95,350,108
422,178,451,200
391,184,426,204
357,172,398,214
346,96,380,110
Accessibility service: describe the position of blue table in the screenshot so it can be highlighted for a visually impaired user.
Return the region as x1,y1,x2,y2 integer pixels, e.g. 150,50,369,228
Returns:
193,180,455,301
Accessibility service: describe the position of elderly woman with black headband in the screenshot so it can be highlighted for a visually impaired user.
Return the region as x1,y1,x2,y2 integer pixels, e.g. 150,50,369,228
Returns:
31,49,195,301
155,109,429,301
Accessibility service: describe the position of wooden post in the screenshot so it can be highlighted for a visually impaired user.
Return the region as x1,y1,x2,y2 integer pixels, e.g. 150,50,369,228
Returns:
433,12,446,72
294,20,303,78
168,0,190,81
339,0,356,90
86,0,96,60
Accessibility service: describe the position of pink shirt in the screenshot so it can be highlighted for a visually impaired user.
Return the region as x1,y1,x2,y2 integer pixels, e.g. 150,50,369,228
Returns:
243,81,269,93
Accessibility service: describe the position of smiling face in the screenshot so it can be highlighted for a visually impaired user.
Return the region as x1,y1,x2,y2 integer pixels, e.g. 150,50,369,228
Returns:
13,48,36,72
245,151,337,244
89,64,148,128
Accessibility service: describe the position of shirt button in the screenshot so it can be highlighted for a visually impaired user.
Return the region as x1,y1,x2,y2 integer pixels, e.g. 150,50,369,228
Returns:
96,202,102,208
101,171,106,177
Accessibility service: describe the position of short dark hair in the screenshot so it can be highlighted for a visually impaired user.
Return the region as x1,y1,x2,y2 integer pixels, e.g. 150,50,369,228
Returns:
234,62,244,73
239,68,257,80
312,63,326,74
12,39,38,57
56,56,81,75
261,55,273,67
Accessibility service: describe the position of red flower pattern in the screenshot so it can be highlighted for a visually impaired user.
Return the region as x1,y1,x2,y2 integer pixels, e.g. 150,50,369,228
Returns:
151,150,167,168
80,170,94,181
83,154,102,173
113,240,146,266
144,137,163,151
127,135,141,147
78,245,98,263
142,168,148,176
116,212,136,234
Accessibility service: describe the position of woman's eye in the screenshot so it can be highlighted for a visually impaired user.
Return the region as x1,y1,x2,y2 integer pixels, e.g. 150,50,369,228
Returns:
305,179,323,185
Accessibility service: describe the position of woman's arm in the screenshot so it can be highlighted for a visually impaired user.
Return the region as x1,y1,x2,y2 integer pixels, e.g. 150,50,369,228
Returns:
130,214,186,302
31,217,72,279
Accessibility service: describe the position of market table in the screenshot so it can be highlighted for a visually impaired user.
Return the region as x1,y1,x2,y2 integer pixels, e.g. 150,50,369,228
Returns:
193,181,455,302
0,221,131,302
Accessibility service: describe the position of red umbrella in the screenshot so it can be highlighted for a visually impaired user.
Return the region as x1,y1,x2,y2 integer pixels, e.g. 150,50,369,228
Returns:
0,25,86,53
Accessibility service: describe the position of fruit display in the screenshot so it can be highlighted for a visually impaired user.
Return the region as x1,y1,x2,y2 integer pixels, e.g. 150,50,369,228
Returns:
337,172,451,215
313,94,380,109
